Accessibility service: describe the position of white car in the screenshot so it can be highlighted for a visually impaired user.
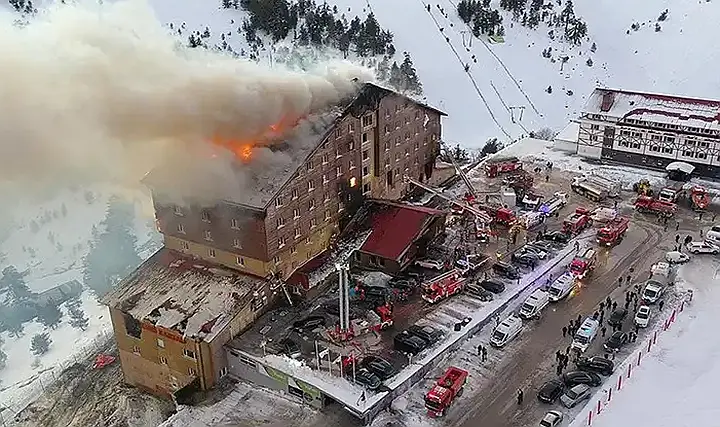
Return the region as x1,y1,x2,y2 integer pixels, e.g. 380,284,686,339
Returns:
540,410,564,427
706,225,720,244
650,262,671,278
686,241,720,255
634,305,651,328
415,259,444,270
665,251,690,264
641,283,664,304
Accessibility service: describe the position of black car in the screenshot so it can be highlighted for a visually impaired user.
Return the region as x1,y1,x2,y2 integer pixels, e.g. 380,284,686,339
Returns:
537,379,565,403
511,251,539,267
527,240,555,252
576,356,614,376
353,368,382,391
603,331,628,352
364,285,390,300
479,278,506,294
407,325,444,346
279,338,301,358
561,370,602,387
393,333,428,355
361,356,396,381
543,231,571,244
293,315,326,331
467,285,494,301
607,308,628,327
492,262,521,280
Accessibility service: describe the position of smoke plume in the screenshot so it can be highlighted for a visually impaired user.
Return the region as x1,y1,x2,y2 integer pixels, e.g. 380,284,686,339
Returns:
0,0,374,202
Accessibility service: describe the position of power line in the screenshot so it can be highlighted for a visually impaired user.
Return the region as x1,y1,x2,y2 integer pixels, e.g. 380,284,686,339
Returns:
417,0,512,139
490,81,529,133
444,0,542,117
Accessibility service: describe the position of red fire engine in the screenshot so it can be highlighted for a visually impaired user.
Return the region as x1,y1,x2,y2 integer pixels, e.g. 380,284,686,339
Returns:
424,366,468,417
596,216,629,247
569,248,597,279
485,156,522,178
634,196,676,216
562,207,593,235
690,186,711,211
421,269,466,304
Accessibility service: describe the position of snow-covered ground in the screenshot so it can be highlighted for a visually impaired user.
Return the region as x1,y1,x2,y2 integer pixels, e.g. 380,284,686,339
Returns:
569,257,720,427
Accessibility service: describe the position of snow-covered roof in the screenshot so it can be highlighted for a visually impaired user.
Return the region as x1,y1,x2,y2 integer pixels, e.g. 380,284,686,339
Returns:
555,122,579,143
666,161,695,174
584,88,720,131
102,248,266,342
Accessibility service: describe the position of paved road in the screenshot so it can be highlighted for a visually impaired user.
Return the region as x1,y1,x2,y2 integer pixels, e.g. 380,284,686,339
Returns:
448,216,681,427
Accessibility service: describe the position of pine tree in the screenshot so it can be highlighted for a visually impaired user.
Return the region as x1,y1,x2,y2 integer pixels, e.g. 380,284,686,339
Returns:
68,303,89,331
0,266,32,302
399,53,423,96
388,61,403,92
30,333,51,356
36,303,63,329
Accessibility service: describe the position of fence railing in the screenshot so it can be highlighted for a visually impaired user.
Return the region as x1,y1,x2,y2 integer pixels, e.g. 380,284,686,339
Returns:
0,330,113,425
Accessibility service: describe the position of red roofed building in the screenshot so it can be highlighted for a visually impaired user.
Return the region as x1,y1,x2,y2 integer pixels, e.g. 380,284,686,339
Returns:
353,202,447,274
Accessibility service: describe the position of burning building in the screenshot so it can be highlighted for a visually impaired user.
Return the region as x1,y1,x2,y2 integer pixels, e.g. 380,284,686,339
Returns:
103,82,446,397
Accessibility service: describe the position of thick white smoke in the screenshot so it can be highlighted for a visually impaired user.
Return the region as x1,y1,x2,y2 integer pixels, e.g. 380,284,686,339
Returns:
0,0,373,201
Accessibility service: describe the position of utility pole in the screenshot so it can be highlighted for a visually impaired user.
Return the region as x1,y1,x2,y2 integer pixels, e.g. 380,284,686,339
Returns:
509,106,526,123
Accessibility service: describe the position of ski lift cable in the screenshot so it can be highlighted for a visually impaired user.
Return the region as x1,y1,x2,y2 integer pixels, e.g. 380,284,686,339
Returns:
444,0,542,117
489,80,512,114
418,0,512,140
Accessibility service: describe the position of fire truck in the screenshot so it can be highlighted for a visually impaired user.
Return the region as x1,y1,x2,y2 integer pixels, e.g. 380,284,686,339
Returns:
485,156,522,178
421,269,466,304
328,304,394,342
634,196,676,216
597,216,629,246
569,248,597,279
562,207,593,235
690,186,711,211
424,366,468,417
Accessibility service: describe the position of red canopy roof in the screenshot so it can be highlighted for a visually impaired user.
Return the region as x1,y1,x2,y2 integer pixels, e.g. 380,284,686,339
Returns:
360,204,444,261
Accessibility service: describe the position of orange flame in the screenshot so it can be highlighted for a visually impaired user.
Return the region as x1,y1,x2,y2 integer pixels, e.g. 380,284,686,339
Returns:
209,117,302,162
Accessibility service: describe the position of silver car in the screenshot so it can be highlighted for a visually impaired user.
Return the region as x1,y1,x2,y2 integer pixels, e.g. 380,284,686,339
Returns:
540,410,564,427
560,384,591,408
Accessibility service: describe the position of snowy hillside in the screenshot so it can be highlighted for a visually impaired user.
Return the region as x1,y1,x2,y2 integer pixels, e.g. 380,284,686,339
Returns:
144,0,720,147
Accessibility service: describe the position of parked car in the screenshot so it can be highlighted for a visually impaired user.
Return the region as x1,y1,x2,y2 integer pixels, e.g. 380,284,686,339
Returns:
279,338,301,358
560,384,591,408
686,241,720,254
353,368,381,391
561,370,602,387
576,356,614,376
539,410,564,427
393,333,427,355
603,331,628,352
360,356,396,381
706,225,720,244
642,282,665,304
537,380,565,404
543,231,571,244
406,325,444,346
607,308,628,327
635,305,651,328
364,285,390,301
665,251,690,264
415,259,444,270
527,240,555,252
479,278,506,294
467,285,494,301
512,251,539,267
520,245,548,259
492,261,521,279
293,315,326,331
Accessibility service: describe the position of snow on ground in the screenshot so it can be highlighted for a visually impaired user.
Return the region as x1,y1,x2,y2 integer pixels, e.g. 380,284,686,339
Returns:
569,256,720,427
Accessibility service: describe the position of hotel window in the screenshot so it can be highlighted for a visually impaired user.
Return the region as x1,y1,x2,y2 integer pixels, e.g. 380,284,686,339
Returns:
159,356,168,365
278,236,287,248
322,154,329,164
308,199,316,210
384,141,390,151
133,346,141,355
183,349,196,359
307,251,314,260
305,237,312,245
324,192,331,202
208,248,216,258
200,210,210,222
338,202,345,212
177,223,185,234
274,197,283,208
310,218,317,228
334,128,341,138
308,180,316,191
273,256,281,264
336,165,343,176
348,122,355,133
203,230,213,241
414,141,419,151
362,115,373,127
293,209,300,219
405,132,411,140
306,160,314,171
395,120,400,130
349,158,356,169
348,139,356,150
157,339,165,348
324,210,331,220
188,368,196,376
363,183,371,194
362,166,369,176
322,174,329,185
395,136,401,146
233,238,242,248
294,227,301,238
415,111,420,120
362,150,369,160
276,217,286,228
291,188,299,199
174,205,184,216
695,152,708,160
236,256,245,266
230,218,239,229
291,246,297,254
181,241,189,250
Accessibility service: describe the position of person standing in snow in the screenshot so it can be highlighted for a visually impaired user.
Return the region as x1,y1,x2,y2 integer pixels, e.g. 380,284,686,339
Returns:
517,389,524,405
659,300,665,311
482,346,487,362
562,326,567,337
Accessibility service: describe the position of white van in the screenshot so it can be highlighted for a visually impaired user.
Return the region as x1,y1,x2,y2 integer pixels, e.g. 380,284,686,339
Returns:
706,225,720,244
490,315,523,348
518,289,550,319
642,281,665,304
650,262,671,278
571,318,600,353
547,273,577,302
